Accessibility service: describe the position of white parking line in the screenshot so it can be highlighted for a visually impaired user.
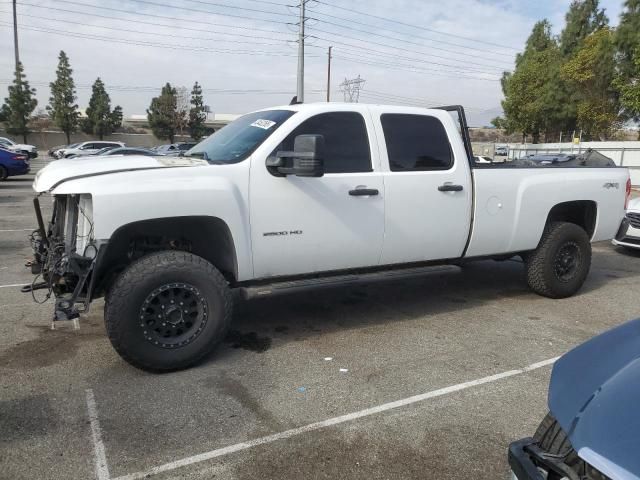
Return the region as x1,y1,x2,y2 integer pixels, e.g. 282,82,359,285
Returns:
0,283,28,289
86,389,111,480
112,356,559,480
0,228,34,232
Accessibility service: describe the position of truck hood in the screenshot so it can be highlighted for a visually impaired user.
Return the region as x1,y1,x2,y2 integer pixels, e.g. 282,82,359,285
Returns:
549,318,640,479
33,155,208,192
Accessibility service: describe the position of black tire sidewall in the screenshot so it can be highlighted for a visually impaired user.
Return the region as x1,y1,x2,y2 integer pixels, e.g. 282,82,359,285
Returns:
0,166,7,180
106,253,230,371
537,223,591,297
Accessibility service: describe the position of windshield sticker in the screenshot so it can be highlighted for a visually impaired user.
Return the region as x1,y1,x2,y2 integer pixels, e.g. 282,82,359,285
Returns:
250,119,276,130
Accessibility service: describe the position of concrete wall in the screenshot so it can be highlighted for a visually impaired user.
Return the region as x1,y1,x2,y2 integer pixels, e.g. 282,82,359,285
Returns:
0,130,193,151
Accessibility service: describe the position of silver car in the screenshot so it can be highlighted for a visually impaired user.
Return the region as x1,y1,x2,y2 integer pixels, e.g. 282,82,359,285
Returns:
613,196,640,250
57,141,124,159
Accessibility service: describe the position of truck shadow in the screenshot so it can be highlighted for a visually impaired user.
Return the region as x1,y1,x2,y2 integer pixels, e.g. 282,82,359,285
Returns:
210,247,640,361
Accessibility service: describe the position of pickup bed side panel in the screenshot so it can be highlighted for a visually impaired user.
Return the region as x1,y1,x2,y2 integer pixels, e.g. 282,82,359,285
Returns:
465,168,628,258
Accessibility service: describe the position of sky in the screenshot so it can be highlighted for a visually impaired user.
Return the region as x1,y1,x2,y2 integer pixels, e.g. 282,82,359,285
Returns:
0,0,628,126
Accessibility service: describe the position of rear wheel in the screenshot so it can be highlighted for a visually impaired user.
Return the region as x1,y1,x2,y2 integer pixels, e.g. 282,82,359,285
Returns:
0,166,7,180
525,222,591,298
105,251,232,372
534,413,607,479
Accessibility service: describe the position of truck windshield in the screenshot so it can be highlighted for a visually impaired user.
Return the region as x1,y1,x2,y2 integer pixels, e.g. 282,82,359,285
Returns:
185,109,295,164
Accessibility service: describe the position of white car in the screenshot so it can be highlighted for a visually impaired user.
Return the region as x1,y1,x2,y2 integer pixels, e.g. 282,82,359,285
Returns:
28,102,629,371
613,196,640,250
57,141,124,159
474,155,492,164
0,136,38,158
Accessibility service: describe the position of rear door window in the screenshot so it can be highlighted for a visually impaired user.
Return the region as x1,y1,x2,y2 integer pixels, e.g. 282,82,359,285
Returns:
381,114,453,171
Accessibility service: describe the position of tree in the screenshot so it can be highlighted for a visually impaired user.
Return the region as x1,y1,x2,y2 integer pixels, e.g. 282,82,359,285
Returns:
559,0,608,56
188,82,207,141
147,83,178,143
561,28,620,140
616,49,640,132
2,62,38,143
175,86,189,136
110,105,123,131
84,78,121,140
500,20,564,142
47,51,79,144
615,0,640,79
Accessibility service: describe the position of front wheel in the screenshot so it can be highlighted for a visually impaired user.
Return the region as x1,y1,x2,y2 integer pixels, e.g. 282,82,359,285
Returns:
525,222,591,298
105,251,232,372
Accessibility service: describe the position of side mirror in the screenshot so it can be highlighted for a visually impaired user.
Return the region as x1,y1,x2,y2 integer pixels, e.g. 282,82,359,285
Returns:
268,134,325,177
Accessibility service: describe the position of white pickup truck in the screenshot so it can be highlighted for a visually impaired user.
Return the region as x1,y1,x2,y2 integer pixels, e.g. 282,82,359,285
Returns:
28,103,630,371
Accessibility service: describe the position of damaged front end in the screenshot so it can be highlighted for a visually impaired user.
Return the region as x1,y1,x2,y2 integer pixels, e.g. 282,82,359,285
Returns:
26,194,101,323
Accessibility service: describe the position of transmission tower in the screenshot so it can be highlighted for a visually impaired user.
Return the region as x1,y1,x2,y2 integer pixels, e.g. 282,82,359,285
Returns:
340,75,365,103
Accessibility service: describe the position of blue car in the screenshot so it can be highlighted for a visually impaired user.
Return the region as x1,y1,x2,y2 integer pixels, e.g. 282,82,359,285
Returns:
0,147,30,180
509,318,640,480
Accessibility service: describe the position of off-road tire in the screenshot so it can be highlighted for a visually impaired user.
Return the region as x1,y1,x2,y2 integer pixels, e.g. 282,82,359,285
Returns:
0,166,7,180
105,251,232,372
534,413,606,479
525,222,591,298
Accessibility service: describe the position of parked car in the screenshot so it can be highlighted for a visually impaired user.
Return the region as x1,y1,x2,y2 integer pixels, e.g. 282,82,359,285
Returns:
28,103,629,371
57,141,124,159
474,155,492,164
0,147,30,180
0,136,38,158
66,146,118,158
70,147,160,158
155,142,198,156
101,147,160,156
152,144,180,155
50,143,79,158
495,145,509,156
612,196,640,250
509,317,640,480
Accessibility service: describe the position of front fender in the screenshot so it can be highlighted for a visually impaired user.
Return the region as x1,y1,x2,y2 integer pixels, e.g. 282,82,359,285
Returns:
52,164,253,280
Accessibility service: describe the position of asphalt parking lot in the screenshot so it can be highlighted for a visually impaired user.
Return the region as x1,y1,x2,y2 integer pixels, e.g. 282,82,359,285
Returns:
1,156,640,480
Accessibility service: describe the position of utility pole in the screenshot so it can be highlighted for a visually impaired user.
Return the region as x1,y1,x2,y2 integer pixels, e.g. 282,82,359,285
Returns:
296,0,306,103
12,0,20,71
326,46,332,102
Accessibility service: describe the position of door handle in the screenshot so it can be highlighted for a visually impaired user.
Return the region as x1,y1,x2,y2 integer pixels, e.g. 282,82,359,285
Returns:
438,184,463,192
349,188,379,196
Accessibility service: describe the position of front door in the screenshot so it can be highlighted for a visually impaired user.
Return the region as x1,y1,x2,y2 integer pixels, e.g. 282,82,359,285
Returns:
250,110,385,279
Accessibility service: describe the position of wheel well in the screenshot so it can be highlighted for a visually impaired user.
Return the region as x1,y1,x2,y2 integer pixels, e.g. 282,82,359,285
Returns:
546,201,597,237
92,216,237,298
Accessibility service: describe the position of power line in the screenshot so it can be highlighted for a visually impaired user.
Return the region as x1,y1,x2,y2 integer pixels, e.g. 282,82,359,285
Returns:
308,15,514,67
306,27,508,74
16,2,291,38
314,0,518,52
332,54,499,82
134,0,293,19
0,23,313,58
308,36,504,75
38,0,288,26
308,40,500,77
1,10,291,47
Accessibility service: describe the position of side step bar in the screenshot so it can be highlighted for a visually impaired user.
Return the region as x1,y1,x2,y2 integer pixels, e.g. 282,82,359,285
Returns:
239,265,460,300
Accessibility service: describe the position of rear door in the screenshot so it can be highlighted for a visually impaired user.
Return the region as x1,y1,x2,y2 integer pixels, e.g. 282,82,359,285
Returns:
372,108,473,264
